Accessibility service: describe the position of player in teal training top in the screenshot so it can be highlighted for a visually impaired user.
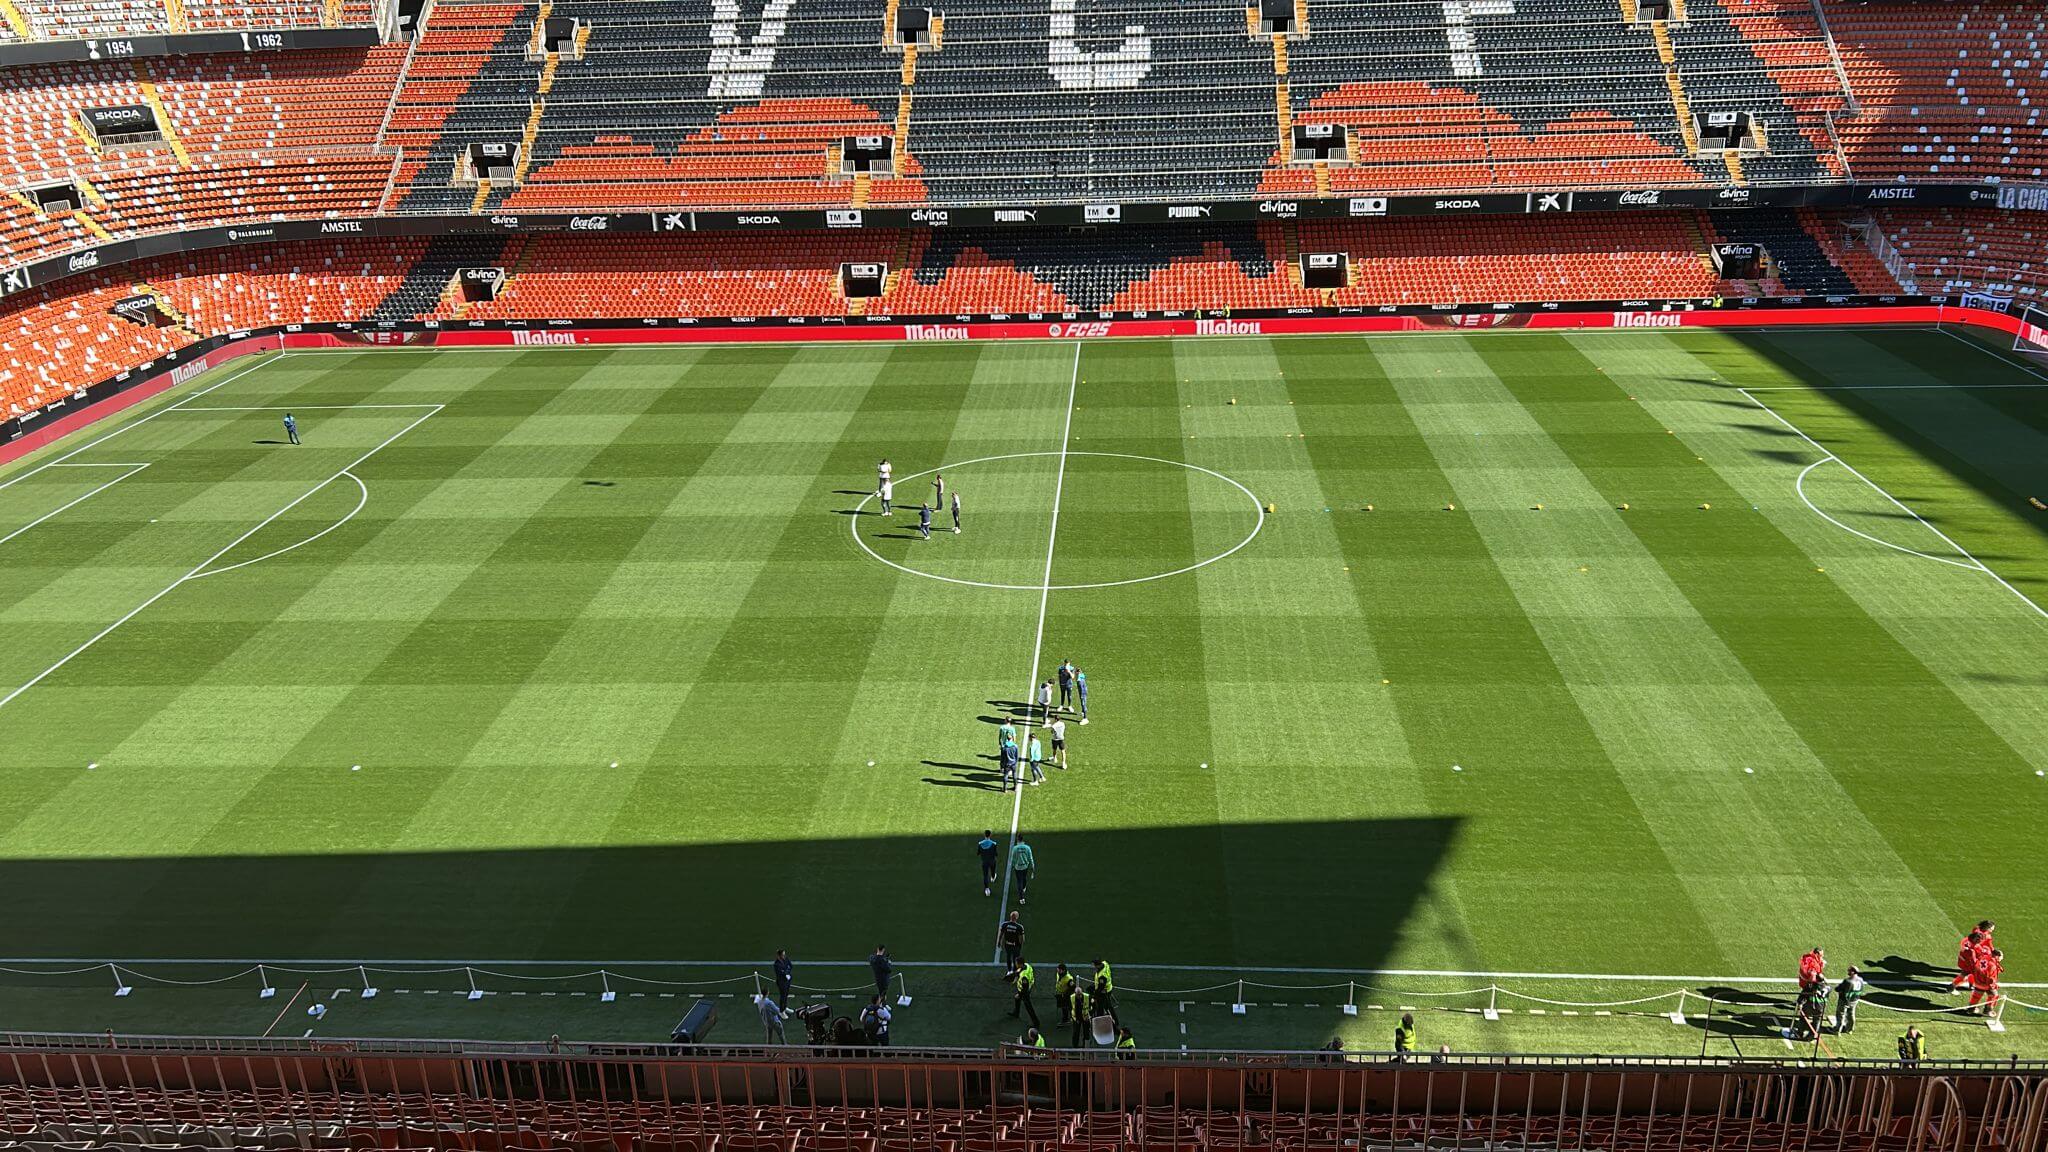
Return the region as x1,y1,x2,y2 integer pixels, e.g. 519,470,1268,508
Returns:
1010,838,1036,904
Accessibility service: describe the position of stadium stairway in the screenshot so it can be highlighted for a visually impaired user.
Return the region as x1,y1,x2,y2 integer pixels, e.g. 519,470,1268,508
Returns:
386,2,541,214
368,233,511,319
1705,210,1857,294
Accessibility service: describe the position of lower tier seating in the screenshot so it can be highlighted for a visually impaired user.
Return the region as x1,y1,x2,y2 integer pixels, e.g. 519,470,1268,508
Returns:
1877,207,2045,303
0,210,1931,421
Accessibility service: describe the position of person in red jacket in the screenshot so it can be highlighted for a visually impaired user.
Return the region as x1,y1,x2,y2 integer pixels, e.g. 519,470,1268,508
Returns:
1799,947,1826,992
1950,930,1984,992
1969,948,2004,1016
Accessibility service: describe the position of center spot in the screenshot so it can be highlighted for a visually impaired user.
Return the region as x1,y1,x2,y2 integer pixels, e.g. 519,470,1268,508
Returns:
852,451,1263,591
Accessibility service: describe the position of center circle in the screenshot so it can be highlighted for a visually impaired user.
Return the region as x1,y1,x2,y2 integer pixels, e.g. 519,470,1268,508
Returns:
851,451,1264,591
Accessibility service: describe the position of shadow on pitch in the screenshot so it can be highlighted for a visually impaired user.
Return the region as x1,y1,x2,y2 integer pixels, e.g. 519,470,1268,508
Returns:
1863,954,1957,989
919,760,1005,792
0,817,1463,975
1725,330,2048,563
1748,448,1810,467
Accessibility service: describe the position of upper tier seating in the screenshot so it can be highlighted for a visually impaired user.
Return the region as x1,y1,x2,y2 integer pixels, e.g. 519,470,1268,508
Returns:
1821,0,2047,182
3,0,371,40
0,47,402,267
1,0,2042,272
395,0,1852,211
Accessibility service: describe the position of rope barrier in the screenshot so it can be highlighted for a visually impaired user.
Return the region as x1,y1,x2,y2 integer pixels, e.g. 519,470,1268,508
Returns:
0,960,2024,1036
1495,988,1685,1009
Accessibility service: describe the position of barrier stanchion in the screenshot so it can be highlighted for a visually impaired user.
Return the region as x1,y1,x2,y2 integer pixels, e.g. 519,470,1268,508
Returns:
109,963,132,997
464,967,483,1001
1344,980,1357,1016
897,971,912,1007
258,964,276,999
358,964,378,999
1484,985,1499,1022
1671,989,1688,1025
600,970,616,1003
1232,979,1246,1015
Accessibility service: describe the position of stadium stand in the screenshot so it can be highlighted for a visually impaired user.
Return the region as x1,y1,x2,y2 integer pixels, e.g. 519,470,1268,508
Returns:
0,1048,2029,1152
0,47,404,267
1704,208,1856,295
0,207,1912,421
381,2,539,213
2,0,367,40
0,0,2040,270
1821,0,2048,182
1877,207,2044,302
9,0,171,40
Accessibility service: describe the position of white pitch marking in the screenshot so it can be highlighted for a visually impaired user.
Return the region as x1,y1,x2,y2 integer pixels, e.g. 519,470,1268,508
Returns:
0,463,148,547
17,954,2048,987
174,405,443,411
185,471,370,580
1937,324,2048,388
1792,459,1980,570
1739,383,2048,392
0,353,280,494
995,342,1080,956
0,405,442,713
1740,387,2047,620
851,450,1263,591
47,462,154,467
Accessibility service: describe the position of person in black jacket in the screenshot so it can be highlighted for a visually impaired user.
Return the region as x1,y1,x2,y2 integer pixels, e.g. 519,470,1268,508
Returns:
996,910,1025,968
870,945,894,999
773,949,794,1010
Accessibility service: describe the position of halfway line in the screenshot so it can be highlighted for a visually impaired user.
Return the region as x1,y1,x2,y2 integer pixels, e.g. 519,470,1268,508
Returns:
995,341,1081,956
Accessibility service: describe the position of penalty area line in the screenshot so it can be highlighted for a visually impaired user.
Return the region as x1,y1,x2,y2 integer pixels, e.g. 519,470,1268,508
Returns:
1739,387,2048,621
0,404,442,714
0,463,148,548
0,352,283,494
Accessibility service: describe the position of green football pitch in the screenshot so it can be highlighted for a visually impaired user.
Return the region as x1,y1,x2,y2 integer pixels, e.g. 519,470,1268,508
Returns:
0,326,2044,1059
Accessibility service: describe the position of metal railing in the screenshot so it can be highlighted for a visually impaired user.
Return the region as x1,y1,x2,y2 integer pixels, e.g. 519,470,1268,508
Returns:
2,1033,2047,1152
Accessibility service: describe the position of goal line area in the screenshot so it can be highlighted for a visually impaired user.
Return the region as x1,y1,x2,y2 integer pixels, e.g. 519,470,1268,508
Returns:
2011,305,2048,362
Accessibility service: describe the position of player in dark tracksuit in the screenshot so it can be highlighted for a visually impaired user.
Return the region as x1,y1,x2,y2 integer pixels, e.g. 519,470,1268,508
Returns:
773,949,794,1010
996,911,1025,968
977,830,1000,896
918,503,932,540
283,413,300,445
